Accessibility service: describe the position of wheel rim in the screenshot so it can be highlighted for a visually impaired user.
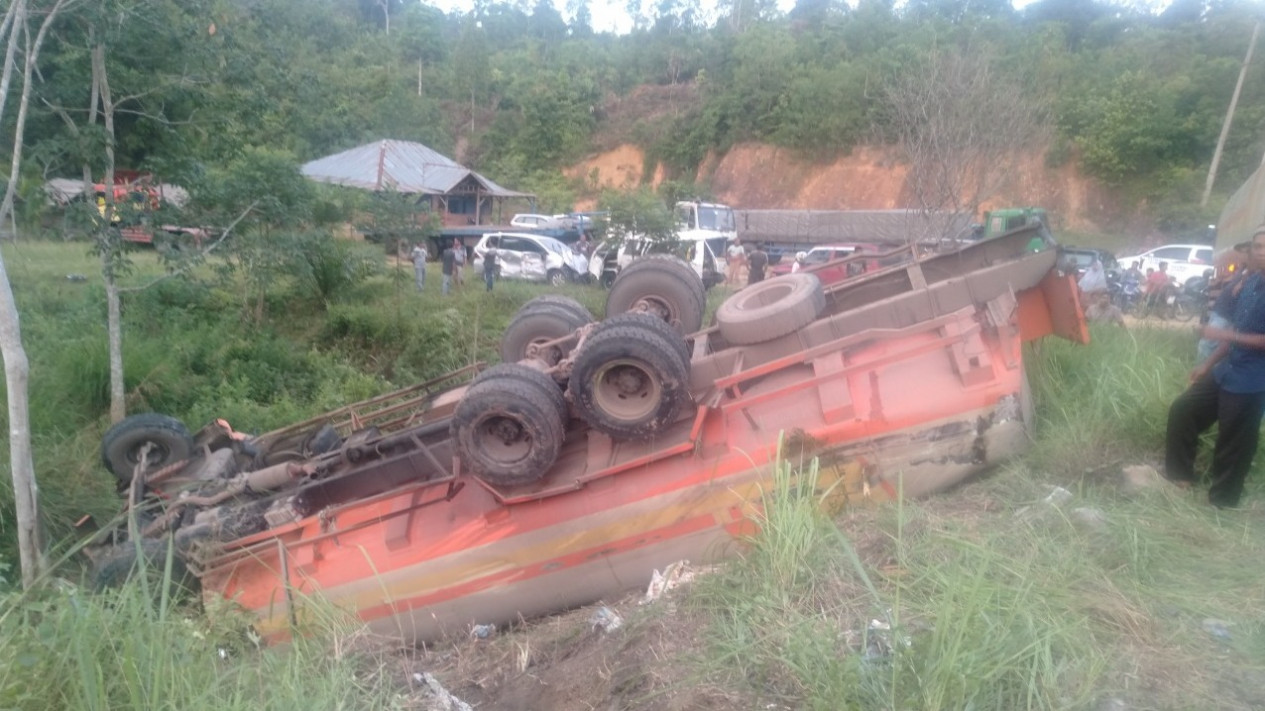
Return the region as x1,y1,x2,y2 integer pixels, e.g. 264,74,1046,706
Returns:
127,441,170,468
551,272,566,286
630,296,678,327
524,336,563,365
473,413,534,467
592,358,662,422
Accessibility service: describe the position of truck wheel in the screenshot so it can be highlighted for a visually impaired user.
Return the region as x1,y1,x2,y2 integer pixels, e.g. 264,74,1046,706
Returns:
101,413,195,485
471,363,567,424
516,295,595,325
606,262,705,335
454,366,566,486
92,539,195,595
547,269,567,287
599,312,691,372
569,324,690,440
715,273,825,345
501,305,589,365
619,255,706,310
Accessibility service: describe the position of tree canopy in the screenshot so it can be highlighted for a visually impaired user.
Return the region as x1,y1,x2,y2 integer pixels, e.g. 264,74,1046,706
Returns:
4,0,1264,232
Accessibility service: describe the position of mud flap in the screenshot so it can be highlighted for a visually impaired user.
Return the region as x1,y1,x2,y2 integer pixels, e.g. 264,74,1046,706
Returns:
1017,271,1089,344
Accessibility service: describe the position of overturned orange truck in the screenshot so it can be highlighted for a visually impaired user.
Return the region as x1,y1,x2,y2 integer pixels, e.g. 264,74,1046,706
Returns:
92,224,1085,643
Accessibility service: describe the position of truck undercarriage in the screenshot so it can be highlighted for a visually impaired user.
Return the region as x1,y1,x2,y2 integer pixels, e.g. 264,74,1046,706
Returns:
88,224,1085,643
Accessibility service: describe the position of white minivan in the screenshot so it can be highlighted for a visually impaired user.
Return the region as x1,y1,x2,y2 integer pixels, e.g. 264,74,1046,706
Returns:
588,235,727,288
1115,243,1215,286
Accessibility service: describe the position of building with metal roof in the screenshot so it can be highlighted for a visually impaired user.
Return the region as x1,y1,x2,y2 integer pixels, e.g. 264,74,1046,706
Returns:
300,140,533,225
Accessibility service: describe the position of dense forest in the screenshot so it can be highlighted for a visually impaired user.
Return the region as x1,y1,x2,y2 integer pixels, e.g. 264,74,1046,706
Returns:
6,0,1265,233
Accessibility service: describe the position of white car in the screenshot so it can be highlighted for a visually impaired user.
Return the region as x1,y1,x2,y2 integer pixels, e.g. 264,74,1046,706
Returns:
509,213,562,229
587,236,726,288
471,232,589,286
1116,243,1214,287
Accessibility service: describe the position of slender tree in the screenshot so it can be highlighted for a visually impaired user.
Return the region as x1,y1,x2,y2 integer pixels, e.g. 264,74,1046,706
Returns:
0,0,77,589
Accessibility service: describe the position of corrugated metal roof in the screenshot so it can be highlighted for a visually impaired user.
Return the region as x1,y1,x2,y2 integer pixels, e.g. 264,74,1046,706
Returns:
300,140,530,197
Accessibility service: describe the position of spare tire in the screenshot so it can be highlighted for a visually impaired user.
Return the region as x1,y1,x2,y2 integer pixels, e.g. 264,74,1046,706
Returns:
714,273,825,345
568,323,691,441
101,413,195,485
501,305,588,365
453,365,567,487
606,261,706,335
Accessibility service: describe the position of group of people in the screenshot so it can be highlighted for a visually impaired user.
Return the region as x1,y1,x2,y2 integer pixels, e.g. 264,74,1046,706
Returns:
724,238,769,287
409,237,500,295
1077,258,1180,328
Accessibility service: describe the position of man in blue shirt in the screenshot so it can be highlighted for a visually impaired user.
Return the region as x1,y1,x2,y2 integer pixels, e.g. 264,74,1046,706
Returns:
1165,226,1265,507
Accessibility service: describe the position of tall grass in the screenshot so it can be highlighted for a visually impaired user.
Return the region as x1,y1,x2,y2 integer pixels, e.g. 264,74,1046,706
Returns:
691,323,1265,709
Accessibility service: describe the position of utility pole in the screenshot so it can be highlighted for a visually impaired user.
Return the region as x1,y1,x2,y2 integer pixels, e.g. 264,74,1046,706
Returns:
1202,21,1260,208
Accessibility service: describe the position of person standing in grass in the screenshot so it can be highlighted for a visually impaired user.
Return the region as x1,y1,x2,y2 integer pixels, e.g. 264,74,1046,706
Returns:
1165,226,1265,508
747,243,769,285
483,237,499,292
441,240,457,295
410,241,429,292
452,238,466,289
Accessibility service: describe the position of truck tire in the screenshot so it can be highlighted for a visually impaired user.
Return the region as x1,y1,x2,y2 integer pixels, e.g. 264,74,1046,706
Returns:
606,262,705,336
101,413,195,485
471,363,568,424
569,324,690,441
454,367,566,487
599,312,691,372
619,255,706,310
715,273,825,345
516,295,595,325
501,305,589,365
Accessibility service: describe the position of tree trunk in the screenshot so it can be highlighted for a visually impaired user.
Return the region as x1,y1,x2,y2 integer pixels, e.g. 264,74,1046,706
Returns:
105,257,125,422
0,0,71,588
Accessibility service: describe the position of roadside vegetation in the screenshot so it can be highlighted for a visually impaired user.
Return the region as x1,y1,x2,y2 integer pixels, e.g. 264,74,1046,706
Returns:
1,240,1262,709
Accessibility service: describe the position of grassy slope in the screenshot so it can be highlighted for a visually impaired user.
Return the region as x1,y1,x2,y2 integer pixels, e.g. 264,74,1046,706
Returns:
2,242,1263,709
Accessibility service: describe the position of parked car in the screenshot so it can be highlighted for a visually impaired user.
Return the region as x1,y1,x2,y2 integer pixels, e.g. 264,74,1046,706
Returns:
1056,247,1119,281
471,232,589,286
509,213,558,229
1115,243,1214,287
769,243,906,286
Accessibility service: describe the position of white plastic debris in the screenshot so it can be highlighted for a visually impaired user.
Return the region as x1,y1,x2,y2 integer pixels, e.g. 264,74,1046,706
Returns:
1015,485,1074,519
640,560,700,604
589,606,623,633
413,672,473,711
469,623,495,640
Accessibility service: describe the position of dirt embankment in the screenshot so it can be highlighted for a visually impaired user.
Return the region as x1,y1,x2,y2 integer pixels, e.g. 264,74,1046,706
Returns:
568,142,1122,234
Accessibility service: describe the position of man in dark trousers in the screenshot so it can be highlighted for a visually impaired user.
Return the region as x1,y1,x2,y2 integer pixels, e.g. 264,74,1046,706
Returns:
747,243,769,285
441,240,457,295
1165,226,1265,507
483,237,499,292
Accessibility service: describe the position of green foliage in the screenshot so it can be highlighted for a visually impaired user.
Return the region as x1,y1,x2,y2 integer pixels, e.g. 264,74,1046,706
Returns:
596,187,675,242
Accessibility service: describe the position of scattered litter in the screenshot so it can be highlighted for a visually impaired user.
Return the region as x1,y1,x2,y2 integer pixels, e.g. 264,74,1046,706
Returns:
1015,486,1073,518
1121,464,1162,493
589,606,623,633
469,624,495,640
65,274,86,282
1098,697,1128,711
641,560,708,604
1072,507,1109,531
412,672,473,711
1201,618,1233,643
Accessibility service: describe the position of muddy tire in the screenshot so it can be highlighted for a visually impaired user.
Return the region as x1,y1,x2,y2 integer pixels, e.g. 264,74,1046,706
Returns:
101,413,195,485
606,259,705,335
517,295,595,325
569,324,691,440
501,305,589,365
715,273,825,345
92,539,195,595
600,312,691,371
454,365,566,486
